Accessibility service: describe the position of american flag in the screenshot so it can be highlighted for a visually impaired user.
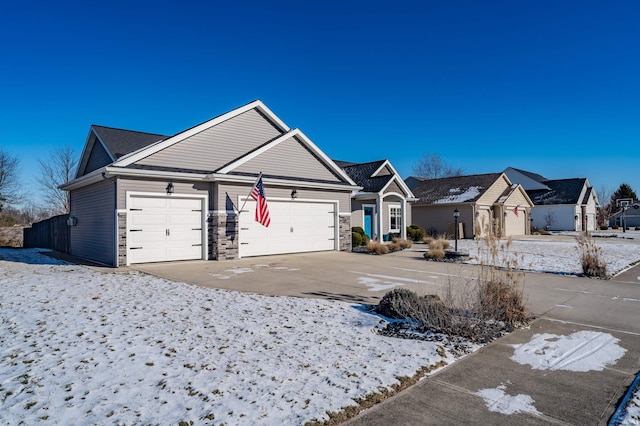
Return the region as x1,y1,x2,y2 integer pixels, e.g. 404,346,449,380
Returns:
250,176,271,227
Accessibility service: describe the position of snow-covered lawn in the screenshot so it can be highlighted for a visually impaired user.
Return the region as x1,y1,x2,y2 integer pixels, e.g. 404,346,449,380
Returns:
454,231,640,276
0,249,455,425
2,232,640,425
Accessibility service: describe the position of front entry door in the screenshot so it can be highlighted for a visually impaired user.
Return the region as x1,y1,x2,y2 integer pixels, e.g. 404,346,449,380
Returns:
363,206,374,238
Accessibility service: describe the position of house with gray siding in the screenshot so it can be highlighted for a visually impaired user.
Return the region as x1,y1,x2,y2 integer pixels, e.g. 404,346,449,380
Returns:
334,160,415,241
61,101,360,266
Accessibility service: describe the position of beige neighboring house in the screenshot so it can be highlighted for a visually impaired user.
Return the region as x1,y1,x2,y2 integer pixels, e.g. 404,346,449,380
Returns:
408,173,533,238
334,160,416,242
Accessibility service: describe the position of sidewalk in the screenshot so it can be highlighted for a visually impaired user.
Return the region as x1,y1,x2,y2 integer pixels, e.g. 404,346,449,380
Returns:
345,264,640,425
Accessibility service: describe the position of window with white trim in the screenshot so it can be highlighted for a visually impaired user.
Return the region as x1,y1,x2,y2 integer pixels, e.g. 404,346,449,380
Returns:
389,205,401,232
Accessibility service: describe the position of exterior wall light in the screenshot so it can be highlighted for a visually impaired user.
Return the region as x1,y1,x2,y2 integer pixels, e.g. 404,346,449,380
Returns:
166,182,174,194
291,189,298,199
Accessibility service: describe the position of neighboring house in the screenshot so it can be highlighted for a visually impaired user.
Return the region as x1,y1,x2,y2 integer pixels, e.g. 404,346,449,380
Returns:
60,100,361,267
404,176,426,192
609,201,640,228
409,173,533,238
504,167,599,231
335,160,416,241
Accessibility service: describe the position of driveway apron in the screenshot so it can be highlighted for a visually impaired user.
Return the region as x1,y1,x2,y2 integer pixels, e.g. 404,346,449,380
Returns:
133,251,640,425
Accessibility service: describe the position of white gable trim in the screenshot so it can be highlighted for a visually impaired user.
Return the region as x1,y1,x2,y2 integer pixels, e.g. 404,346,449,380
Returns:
371,160,390,178
378,163,416,199
216,128,358,187
112,100,290,168
75,127,116,178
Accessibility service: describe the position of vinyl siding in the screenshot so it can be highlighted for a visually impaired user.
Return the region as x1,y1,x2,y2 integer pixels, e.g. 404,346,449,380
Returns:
84,140,113,175
411,204,474,238
384,180,405,196
233,135,342,183
477,176,509,205
135,109,283,171
216,183,351,214
117,178,211,209
373,165,392,177
69,179,116,265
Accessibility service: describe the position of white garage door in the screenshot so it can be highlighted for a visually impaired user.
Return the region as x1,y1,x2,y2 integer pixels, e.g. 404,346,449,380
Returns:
128,195,205,264
239,200,336,257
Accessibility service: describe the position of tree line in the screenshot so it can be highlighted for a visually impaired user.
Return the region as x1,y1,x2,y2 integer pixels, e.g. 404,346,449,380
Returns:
0,147,76,226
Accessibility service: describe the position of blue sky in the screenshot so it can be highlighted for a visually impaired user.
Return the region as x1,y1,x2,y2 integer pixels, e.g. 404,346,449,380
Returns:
1,0,638,206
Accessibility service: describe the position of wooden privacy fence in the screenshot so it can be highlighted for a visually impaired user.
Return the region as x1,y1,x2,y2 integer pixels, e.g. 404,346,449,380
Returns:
23,214,70,253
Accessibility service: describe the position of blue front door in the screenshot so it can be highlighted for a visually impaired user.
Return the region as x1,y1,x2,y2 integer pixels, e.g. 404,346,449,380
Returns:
364,206,373,238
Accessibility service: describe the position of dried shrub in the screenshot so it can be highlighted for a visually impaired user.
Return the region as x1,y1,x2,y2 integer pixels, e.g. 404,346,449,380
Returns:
422,236,434,244
392,237,412,249
376,288,422,319
576,234,608,278
424,236,450,260
367,240,389,255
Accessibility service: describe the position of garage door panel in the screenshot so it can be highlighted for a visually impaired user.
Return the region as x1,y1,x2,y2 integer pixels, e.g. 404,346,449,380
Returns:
128,195,204,264
239,200,336,257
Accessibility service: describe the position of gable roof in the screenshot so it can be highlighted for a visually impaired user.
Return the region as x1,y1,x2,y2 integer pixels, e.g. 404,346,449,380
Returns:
93,126,168,159
113,100,288,167
64,100,360,191
503,167,550,191
527,178,588,205
335,159,414,197
412,173,503,205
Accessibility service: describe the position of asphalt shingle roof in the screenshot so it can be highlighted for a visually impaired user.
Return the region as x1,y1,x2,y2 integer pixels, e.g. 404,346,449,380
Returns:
527,178,587,205
412,173,502,205
93,125,168,159
335,160,392,192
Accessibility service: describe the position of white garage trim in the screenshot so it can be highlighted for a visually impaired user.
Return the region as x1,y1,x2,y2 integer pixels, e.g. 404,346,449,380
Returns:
126,191,208,265
237,196,339,258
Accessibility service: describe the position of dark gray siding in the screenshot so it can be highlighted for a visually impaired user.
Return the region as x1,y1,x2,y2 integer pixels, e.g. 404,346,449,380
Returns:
234,136,342,183
134,109,282,171
85,140,113,175
69,179,116,265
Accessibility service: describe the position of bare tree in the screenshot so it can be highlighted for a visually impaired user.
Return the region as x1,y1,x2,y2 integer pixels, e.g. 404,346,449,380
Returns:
596,185,613,227
37,146,77,215
0,150,21,211
412,153,463,179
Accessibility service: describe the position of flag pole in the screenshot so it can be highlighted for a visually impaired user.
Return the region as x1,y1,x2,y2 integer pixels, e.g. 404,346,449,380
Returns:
237,172,262,215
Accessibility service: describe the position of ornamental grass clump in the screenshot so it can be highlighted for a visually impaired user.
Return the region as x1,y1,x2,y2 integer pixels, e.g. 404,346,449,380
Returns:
424,236,451,261
576,234,608,278
367,240,389,255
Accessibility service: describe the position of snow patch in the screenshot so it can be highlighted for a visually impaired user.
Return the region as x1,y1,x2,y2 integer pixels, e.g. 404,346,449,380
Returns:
357,276,404,292
434,186,481,204
511,331,626,372
475,384,540,415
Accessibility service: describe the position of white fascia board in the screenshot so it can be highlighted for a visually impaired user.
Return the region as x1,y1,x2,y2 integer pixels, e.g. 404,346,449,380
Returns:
104,167,208,181
113,100,288,167
60,167,107,191
60,166,208,191
206,173,361,191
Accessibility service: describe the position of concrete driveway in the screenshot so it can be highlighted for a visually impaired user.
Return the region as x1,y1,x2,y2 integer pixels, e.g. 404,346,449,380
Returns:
133,249,640,425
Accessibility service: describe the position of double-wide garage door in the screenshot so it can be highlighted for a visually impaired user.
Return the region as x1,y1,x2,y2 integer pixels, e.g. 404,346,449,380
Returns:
239,200,336,257
128,195,205,264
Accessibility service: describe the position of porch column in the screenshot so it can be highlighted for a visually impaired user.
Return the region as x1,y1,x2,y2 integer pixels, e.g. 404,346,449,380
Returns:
376,195,383,242
401,198,407,239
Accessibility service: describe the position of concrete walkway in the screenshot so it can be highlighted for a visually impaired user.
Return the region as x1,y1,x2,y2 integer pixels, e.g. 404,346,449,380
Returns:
345,262,640,425
133,249,640,425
